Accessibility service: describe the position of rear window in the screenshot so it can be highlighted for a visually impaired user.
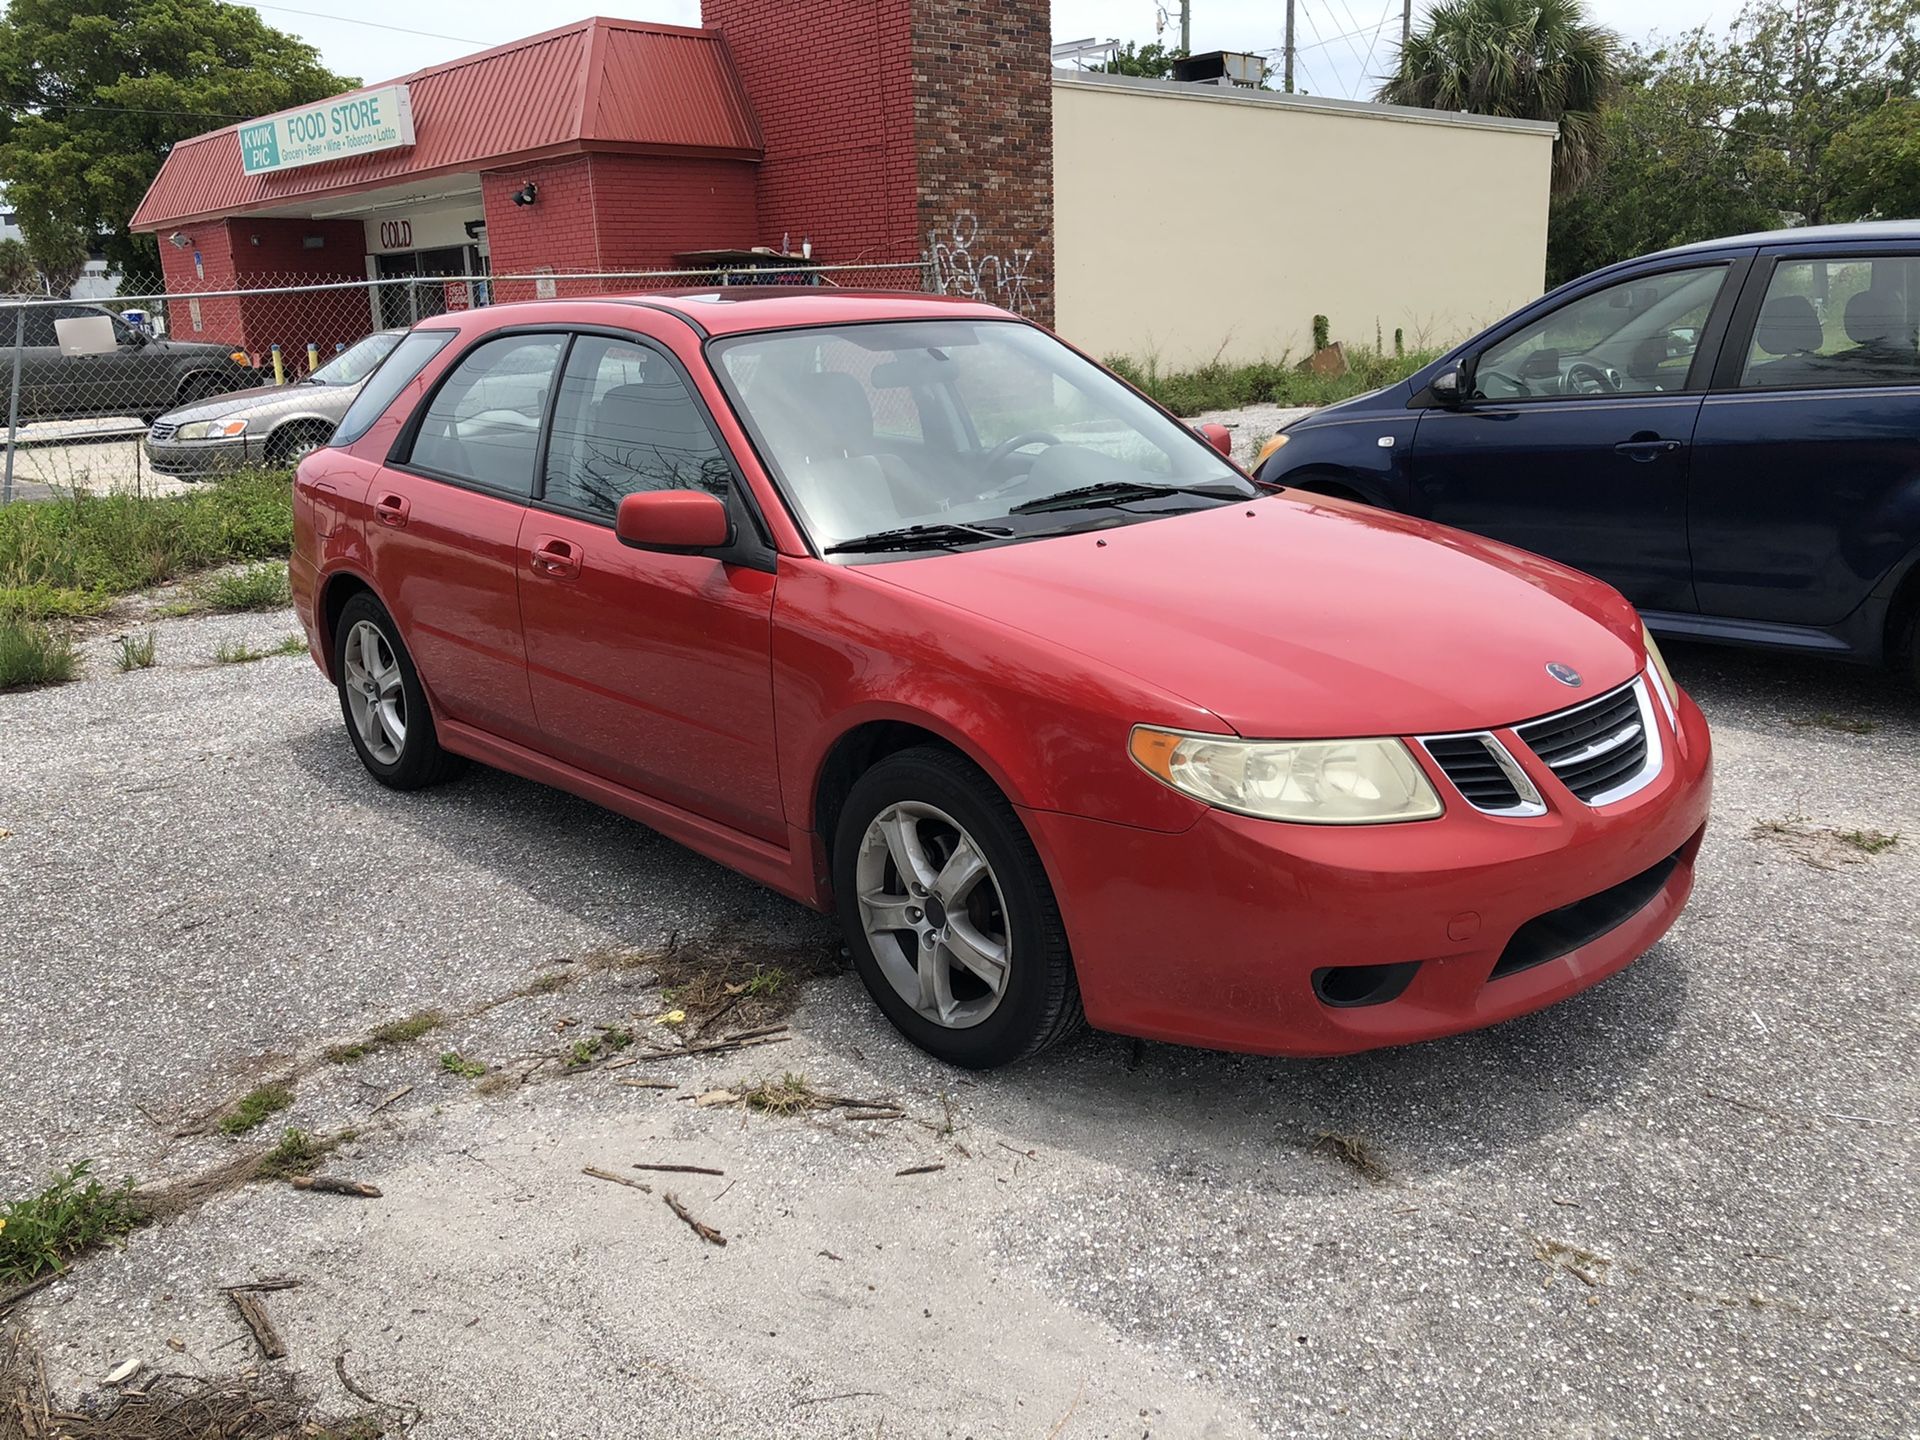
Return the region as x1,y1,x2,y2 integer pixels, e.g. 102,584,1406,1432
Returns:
331,329,457,445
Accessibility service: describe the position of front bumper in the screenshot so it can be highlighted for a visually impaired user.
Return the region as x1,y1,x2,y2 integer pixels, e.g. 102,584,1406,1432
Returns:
1022,686,1712,1057
145,434,263,479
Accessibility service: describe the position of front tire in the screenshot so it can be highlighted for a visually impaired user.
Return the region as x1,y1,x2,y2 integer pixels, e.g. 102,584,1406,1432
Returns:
833,746,1081,1068
332,593,461,790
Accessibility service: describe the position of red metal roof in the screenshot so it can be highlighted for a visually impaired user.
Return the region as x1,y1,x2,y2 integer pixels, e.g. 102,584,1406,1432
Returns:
132,18,763,231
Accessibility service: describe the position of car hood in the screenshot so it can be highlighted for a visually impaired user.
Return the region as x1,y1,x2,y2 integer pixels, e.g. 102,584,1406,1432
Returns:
161,380,359,426
1288,382,1402,429
860,496,1646,738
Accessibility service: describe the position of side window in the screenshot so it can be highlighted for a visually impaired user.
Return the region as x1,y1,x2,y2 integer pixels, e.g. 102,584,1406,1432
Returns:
334,329,456,445
18,307,58,348
1475,265,1727,401
542,335,729,518
407,333,564,496
1740,255,1920,390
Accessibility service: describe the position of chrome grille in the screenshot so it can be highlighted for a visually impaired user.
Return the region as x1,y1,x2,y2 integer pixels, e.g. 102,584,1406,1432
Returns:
1421,734,1542,816
148,421,177,442
1515,678,1659,806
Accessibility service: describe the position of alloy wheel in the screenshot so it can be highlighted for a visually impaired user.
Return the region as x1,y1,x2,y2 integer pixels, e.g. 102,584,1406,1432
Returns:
341,619,407,766
855,800,1012,1029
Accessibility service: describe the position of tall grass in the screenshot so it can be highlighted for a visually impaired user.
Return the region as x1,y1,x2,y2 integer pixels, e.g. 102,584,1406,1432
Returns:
1109,347,1442,417
0,1162,139,1285
0,471,293,612
0,617,79,691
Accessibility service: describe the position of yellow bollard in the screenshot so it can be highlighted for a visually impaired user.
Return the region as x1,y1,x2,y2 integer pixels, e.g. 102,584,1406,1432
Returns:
270,343,284,386
306,343,319,373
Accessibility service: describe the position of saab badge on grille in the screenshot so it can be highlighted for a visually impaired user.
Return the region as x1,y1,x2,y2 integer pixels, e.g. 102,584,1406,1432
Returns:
1546,662,1584,688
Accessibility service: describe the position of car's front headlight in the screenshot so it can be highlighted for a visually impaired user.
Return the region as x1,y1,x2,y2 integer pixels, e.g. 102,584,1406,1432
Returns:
173,419,247,441
1129,727,1443,824
1642,624,1679,708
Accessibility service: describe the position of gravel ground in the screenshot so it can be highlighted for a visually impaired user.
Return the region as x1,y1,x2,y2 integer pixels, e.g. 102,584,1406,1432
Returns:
2,596,1916,1438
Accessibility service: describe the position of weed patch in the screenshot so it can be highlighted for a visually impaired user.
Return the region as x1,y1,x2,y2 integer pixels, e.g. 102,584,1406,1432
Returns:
0,1162,138,1286
114,630,157,672
254,1126,349,1181
565,1026,634,1069
1790,712,1880,736
1107,346,1439,418
1311,1130,1391,1184
327,1009,444,1064
218,1083,293,1135
439,1052,487,1080
205,562,290,612
0,471,292,598
1752,817,1900,868
0,582,109,620
0,618,78,691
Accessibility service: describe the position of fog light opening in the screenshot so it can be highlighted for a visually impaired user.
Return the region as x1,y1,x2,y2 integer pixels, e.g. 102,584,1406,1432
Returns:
1311,961,1420,1008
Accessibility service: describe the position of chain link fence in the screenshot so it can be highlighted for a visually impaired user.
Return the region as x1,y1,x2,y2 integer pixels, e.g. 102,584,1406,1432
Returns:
0,261,933,503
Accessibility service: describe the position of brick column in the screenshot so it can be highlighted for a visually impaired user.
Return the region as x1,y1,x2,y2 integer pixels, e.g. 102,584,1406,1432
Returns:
701,0,1054,322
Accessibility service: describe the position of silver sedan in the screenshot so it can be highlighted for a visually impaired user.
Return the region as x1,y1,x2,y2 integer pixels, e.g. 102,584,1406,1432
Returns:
145,330,403,478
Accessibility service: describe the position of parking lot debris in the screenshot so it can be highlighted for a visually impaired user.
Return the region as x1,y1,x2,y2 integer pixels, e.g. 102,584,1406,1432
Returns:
366,1084,412,1115
615,1078,676,1090
663,1192,726,1247
1310,1130,1391,1184
632,1164,724,1176
1750,816,1902,869
227,1289,285,1360
289,1177,381,1199
582,1167,653,1194
894,1164,946,1178
1534,1238,1613,1288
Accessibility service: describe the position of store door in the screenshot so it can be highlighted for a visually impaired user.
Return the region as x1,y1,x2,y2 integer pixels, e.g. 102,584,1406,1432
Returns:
372,246,477,328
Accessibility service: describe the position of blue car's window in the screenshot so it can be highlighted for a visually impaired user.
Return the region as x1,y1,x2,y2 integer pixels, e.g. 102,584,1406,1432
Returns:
1740,256,1920,390
1475,266,1726,401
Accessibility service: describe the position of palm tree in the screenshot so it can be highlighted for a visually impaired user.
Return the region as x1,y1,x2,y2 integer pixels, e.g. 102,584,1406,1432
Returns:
1379,0,1620,190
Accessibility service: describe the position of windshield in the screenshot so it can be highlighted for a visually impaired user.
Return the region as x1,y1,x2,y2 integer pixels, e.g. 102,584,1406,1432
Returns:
711,320,1253,555
309,331,402,386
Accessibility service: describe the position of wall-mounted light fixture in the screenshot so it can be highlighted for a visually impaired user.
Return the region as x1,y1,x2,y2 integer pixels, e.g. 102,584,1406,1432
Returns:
167,232,192,249
511,182,538,207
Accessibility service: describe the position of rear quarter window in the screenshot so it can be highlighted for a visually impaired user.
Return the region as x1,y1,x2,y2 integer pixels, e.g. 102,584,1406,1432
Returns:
331,329,457,446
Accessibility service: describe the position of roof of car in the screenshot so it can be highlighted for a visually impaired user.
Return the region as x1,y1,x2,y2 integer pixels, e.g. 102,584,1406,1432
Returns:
1649,219,1920,260
413,287,1015,340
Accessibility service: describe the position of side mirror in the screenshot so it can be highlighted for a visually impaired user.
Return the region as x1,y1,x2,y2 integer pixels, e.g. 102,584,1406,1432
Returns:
1195,421,1234,457
615,490,733,553
1428,362,1469,408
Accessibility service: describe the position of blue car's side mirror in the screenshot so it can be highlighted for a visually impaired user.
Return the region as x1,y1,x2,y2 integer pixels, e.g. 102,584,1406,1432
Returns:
1428,362,1469,408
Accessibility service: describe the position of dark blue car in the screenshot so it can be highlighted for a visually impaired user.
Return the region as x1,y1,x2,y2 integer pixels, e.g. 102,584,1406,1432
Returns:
1255,222,1920,683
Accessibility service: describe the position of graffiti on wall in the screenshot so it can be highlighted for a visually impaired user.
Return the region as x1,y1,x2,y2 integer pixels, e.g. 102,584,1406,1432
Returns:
927,213,1036,315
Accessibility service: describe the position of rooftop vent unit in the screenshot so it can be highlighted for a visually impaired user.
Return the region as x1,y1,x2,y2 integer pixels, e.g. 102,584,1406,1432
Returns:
1171,50,1269,89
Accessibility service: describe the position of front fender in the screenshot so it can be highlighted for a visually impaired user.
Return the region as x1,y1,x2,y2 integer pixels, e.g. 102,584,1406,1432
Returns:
1259,412,1421,508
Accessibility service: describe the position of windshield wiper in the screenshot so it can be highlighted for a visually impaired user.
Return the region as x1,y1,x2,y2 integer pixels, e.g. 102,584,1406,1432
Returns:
823,521,1014,556
1008,481,1248,515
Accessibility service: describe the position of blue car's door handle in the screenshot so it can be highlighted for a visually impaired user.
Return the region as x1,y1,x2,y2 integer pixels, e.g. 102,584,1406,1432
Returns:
1614,436,1683,461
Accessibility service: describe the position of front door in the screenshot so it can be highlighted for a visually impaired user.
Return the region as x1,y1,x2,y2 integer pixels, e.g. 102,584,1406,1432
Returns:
515,330,784,843
370,330,567,746
1689,247,1920,627
1407,261,1740,612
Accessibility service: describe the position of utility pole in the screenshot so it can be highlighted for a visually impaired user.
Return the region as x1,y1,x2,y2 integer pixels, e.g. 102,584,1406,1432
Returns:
1284,0,1296,91
1181,0,1191,53
1402,0,1412,47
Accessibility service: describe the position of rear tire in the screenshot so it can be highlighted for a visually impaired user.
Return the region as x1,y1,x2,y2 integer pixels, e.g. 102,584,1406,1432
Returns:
175,373,225,406
332,592,462,791
833,746,1082,1068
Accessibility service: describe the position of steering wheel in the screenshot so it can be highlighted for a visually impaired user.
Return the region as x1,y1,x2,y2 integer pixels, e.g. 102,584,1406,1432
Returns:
1564,361,1620,395
982,431,1061,474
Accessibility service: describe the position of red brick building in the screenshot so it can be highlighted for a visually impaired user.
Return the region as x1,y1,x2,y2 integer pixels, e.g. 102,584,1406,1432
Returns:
130,3,1053,353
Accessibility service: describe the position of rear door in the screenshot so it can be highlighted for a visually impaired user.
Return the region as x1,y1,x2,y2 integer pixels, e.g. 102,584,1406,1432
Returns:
515,327,784,843
1688,245,1920,628
370,330,566,747
1406,258,1745,611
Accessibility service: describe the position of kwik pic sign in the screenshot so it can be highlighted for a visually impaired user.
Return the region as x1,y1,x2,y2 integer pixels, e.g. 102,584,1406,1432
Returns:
238,86,416,175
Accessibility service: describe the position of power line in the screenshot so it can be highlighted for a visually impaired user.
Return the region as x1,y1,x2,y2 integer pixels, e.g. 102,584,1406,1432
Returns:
229,1,495,48
13,100,258,120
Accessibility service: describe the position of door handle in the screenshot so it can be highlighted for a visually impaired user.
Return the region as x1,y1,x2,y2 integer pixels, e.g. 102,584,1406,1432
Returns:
372,492,411,527
529,535,582,579
1614,435,1682,462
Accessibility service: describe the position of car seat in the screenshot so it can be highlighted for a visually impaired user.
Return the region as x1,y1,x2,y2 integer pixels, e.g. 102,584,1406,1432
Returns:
1746,294,1824,386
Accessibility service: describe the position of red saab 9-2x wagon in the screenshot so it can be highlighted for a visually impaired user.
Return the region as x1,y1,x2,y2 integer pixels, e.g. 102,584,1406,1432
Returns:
290,290,1712,1069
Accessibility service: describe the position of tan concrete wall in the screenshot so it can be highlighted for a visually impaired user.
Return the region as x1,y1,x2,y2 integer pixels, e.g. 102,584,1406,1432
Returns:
1052,74,1556,367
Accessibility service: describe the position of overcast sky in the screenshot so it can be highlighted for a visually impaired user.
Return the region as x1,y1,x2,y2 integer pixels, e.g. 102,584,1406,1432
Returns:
243,0,1729,109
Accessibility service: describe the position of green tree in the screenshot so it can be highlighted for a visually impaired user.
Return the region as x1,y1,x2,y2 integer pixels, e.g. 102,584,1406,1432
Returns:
0,0,353,277
1091,41,1188,80
1379,0,1620,191
0,235,38,293
1828,98,1920,219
